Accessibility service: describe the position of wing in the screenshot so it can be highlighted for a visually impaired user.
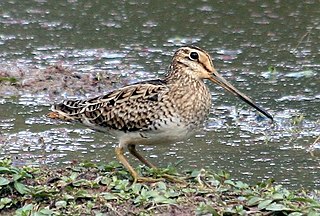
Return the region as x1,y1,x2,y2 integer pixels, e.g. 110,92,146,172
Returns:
49,79,169,132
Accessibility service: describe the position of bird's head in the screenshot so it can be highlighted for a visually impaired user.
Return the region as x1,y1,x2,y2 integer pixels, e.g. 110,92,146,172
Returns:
170,46,273,121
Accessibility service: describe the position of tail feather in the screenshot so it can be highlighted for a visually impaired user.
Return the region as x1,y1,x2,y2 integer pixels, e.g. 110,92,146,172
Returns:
47,111,75,121
47,111,60,119
47,100,86,121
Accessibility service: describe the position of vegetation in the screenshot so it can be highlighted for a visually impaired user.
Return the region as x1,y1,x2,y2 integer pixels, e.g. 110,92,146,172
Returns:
0,76,18,84
0,158,319,215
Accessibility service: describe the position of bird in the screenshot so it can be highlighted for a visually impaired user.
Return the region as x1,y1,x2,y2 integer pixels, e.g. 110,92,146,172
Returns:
47,46,273,183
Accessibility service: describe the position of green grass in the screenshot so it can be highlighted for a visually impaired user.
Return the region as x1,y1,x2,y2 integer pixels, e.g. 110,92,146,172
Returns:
0,158,319,215
0,76,18,84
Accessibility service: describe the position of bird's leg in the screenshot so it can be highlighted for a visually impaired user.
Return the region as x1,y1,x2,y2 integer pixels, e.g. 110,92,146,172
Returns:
115,146,162,183
128,144,156,168
127,144,186,184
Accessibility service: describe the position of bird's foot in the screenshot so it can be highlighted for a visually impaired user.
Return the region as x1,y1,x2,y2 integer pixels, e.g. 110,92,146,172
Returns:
161,174,187,185
133,174,186,185
133,176,164,183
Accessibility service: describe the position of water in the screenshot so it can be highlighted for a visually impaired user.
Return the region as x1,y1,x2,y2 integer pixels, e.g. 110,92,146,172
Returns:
0,0,319,189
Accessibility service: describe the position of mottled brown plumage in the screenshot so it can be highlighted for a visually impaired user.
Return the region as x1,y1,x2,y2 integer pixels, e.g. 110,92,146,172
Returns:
48,46,273,183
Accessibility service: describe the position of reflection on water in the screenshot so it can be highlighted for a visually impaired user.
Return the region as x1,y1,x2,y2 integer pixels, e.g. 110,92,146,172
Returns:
0,0,319,189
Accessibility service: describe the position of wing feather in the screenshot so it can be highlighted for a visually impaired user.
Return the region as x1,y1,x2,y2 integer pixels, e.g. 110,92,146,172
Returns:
50,79,169,132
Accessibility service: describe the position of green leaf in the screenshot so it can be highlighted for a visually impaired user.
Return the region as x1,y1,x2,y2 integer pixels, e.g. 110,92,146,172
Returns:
146,190,159,198
40,208,54,214
153,195,176,204
291,197,318,204
73,179,88,187
258,199,273,210
13,173,22,181
55,200,67,208
247,197,264,206
131,183,143,194
196,203,219,216
0,197,12,205
234,181,249,189
271,193,284,200
14,182,30,194
74,189,92,198
165,189,180,198
15,203,34,215
190,169,201,178
69,172,78,181
308,210,320,216
102,192,118,201
156,181,167,190
100,176,111,185
0,177,10,186
0,167,11,173
265,203,290,211
63,194,74,200
224,180,236,186
288,212,303,216
182,188,196,193
0,197,12,209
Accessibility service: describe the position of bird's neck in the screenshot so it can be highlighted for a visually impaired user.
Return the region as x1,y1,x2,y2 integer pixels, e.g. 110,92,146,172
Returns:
164,63,200,85
163,64,212,127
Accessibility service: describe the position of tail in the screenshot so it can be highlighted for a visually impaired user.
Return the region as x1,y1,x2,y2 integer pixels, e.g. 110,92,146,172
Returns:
47,100,87,121
47,110,75,121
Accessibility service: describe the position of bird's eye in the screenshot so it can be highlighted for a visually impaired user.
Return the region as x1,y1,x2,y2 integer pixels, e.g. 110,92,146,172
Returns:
189,52,199,61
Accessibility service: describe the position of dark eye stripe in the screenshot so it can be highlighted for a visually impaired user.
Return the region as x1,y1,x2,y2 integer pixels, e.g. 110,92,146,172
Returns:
200,62,212,73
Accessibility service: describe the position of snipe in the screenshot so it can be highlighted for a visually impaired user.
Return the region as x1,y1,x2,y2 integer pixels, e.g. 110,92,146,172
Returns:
47,46,273,183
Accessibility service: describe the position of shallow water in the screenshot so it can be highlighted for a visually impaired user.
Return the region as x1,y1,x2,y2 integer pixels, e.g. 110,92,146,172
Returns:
0,1,319,189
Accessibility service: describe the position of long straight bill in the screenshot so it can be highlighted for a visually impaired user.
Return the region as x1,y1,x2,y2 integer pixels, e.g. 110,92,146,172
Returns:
208,71,273,121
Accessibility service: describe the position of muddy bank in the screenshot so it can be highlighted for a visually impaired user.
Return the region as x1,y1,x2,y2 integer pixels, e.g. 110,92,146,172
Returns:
0,64,127,99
